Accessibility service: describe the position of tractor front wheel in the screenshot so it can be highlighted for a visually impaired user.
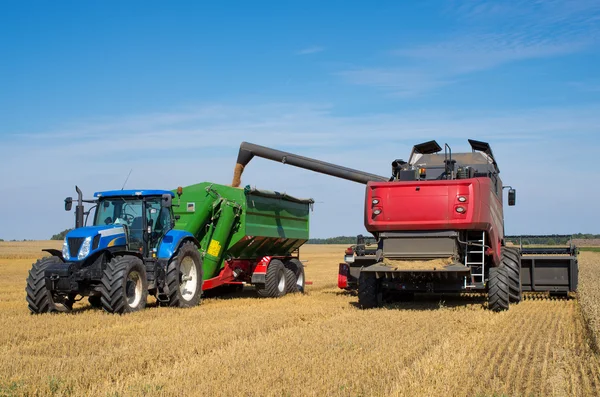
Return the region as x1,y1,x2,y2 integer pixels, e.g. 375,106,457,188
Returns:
26,256,71,314
165,241,203,308
100,256,148,314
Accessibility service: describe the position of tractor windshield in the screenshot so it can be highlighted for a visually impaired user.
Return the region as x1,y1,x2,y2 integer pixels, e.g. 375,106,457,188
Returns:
95,198,145,251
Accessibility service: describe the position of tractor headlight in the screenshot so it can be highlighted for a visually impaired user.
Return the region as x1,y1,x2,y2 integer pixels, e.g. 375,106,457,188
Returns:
62,238,70,260
78,236,92,260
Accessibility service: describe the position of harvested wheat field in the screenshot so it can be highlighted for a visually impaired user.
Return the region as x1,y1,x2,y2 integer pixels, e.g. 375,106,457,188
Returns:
2,242,600,396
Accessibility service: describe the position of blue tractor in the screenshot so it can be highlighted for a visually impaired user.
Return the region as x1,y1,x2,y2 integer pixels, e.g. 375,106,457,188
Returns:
26,187,203,314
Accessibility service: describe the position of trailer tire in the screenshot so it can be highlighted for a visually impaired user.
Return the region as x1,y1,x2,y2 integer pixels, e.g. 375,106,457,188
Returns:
257,259,287,298
26,256,70,314
488,266,510,312
284,258,305,293
502,247,522,303
166,241,203,308
358,271,380,309
100,255,148,314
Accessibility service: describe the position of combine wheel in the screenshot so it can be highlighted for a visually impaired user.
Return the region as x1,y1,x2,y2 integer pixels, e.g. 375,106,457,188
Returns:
166,241,203,308
100,256,148,314
284,258,305,294
26,256,71,314
488,266,510,312
257,259,287,298
358,271,381,309
502,247,522,303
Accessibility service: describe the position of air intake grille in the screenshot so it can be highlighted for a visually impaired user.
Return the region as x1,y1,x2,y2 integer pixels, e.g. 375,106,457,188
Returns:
68,237,85,258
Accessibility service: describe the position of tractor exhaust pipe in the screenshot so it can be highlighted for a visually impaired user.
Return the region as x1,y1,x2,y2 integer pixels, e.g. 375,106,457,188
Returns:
233,142,388,187
75,186,84,229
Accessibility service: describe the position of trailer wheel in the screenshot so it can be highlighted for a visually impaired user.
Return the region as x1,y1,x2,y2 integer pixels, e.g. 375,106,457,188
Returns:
502,247,522,303
488,266,510,312
26,256,70,314
100,255,148,314
284,258,305,293
257,259,287,298
358,271,380,309
166,241,203,308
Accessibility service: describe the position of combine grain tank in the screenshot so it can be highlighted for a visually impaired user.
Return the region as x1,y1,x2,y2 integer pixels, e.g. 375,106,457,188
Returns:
234,140,578,311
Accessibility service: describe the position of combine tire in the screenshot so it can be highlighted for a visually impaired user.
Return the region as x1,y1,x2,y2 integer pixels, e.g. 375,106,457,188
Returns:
284,258,305,294
358,271,380,309
100,255,148,314
257,259,287,298
502,247,522,303
488,266,510,312
26,256,71,314
166,241,203,308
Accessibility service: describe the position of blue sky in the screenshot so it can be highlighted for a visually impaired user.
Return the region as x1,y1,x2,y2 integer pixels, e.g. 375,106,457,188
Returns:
1,0,600,240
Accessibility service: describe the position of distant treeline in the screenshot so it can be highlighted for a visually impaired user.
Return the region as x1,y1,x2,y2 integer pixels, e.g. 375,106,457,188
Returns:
308,234,600,245
307,236,361,244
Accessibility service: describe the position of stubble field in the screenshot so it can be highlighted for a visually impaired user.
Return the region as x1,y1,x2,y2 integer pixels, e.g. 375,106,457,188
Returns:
2,242,600,396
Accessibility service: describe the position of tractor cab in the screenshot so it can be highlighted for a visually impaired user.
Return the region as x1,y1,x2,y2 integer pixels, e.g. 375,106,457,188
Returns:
62,189,175,262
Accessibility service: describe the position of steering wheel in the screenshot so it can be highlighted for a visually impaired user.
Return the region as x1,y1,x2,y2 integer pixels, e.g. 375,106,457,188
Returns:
121,213,135,223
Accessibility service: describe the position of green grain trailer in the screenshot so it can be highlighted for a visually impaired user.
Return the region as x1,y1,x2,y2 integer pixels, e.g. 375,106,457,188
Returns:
172,182,313,298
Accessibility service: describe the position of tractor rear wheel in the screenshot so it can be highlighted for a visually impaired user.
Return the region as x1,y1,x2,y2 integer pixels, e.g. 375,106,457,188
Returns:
166,241,203,308
358,271,380,309
100,255,148,314
284,258,305,294
502,247,522,303
26,256,71,314
488,266,510,312
257,259,287,298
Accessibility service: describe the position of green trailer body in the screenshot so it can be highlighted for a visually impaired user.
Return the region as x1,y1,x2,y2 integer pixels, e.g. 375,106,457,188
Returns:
172,182,313,281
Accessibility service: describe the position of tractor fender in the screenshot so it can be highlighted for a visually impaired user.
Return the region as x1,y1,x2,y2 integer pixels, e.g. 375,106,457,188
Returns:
157,230,199,260
42,249,64,261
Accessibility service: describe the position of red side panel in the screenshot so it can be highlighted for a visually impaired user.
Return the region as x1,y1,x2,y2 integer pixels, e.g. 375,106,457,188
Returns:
365,178,504,265
338,263,349,289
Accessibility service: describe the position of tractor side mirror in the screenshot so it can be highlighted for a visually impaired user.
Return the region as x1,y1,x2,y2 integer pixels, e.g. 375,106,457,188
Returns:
65,197,73,211
161,194,172,208
508,189,516,206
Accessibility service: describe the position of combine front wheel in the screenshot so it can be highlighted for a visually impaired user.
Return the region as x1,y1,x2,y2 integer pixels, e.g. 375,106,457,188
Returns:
502,247,522,303
488,266,510,312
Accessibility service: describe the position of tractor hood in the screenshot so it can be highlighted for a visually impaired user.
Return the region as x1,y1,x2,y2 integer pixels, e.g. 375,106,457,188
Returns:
63,225,126,261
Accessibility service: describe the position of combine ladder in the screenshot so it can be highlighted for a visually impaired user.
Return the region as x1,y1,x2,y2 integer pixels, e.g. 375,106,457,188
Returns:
464,232,486,289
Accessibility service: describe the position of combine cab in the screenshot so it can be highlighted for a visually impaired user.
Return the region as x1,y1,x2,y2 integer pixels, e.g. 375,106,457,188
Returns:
234,140,578,311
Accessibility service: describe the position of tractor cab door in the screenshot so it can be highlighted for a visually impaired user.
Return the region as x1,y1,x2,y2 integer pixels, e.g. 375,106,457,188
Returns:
146,197,173,254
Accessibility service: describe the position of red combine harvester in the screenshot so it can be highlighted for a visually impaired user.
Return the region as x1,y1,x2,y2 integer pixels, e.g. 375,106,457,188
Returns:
235,140,578,311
